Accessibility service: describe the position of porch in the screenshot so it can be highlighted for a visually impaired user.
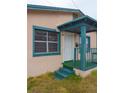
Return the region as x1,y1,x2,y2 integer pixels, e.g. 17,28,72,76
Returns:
58,15,97,71
63,48,97,70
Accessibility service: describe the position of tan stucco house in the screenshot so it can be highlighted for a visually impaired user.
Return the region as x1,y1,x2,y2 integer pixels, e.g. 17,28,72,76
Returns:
27,4,97,79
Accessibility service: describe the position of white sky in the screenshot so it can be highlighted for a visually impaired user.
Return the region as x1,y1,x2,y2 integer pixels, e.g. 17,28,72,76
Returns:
27,0,96,19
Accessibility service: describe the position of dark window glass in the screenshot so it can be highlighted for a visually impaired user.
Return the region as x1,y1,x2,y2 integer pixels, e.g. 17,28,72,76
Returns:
34,42,47,52
48,43,58,52
48,32,58,41
34,29,59,54
35,30,47,41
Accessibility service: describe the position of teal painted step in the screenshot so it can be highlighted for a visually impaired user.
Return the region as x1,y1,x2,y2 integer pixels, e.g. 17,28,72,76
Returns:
63,64,74,70
59,67,74,74
55,72,64,80
55,67,75,80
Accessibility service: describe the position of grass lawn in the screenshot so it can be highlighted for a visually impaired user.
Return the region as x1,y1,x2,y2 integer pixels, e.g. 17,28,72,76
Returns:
27,70,97,93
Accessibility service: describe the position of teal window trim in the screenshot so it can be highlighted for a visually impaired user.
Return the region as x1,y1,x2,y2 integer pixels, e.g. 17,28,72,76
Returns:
86,36,90,52
32,25,61,57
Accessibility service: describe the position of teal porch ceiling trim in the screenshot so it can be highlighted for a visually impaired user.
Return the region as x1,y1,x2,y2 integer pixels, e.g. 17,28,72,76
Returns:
57,15,97,32
58,16,96,28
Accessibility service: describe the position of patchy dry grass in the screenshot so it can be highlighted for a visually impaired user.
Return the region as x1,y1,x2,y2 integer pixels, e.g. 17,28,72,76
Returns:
27,70,97,93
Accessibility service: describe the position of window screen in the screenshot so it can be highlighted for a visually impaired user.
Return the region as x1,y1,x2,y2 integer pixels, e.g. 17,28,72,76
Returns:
48,32,58,41
34,29,59,54
48,43,58,52
34,42,47,52
35,30,47,41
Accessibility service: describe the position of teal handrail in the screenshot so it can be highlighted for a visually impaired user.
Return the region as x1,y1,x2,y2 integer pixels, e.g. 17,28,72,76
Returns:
73,47,97,68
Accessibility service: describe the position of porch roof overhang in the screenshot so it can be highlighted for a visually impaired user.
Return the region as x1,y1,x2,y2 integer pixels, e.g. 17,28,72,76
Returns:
57,16,97,34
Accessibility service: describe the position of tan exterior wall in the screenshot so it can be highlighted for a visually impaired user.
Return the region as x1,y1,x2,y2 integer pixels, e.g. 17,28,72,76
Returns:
27,10,73,77
86,32,97,48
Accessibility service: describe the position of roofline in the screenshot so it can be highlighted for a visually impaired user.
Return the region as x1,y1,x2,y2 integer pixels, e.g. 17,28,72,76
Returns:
57,15,97,33
57,15,97,28
27,4,84,16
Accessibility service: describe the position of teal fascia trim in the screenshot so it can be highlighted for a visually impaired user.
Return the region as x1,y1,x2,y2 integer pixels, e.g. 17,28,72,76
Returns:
86,30,97,33
58,16,96,28
27,4,84,15
58,16,87,27
57,16,97,31
59,23,83,32
32,26,61,57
